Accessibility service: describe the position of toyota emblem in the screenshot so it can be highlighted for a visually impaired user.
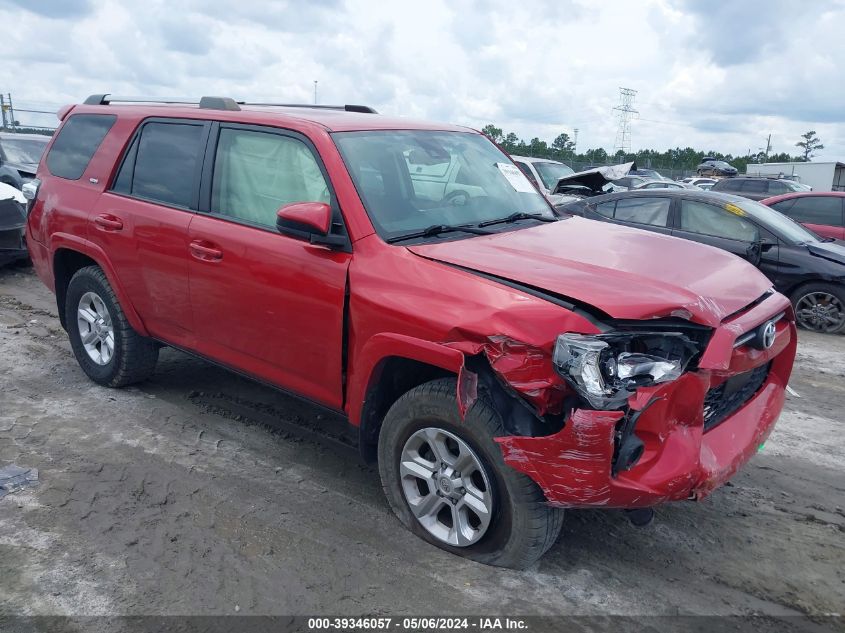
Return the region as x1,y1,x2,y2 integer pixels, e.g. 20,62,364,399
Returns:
759,320,777,349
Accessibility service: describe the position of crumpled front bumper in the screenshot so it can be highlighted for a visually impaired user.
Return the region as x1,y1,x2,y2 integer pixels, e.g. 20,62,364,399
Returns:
495,293,797,509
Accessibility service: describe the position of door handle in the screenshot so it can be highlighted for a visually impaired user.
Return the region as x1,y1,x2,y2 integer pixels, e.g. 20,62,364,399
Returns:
189,240,223,261
94,214,123,231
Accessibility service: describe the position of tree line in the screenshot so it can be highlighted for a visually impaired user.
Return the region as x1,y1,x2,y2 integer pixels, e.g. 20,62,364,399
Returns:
481,124,824,174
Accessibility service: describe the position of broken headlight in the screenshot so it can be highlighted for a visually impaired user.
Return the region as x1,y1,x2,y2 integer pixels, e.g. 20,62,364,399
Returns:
553,332,700,409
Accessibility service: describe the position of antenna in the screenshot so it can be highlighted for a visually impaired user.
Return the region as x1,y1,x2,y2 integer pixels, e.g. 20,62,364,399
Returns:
613,87,638,158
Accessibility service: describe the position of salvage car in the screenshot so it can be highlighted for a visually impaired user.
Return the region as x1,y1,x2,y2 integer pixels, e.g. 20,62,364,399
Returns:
761,192,845,240
0,132,50,189
561,189,845,333
25,95,797,568
0,181,28,266
510,155,574,205
696,157,738,178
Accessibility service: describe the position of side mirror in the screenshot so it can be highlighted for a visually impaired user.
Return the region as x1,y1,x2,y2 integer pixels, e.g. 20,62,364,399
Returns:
276,202,345,248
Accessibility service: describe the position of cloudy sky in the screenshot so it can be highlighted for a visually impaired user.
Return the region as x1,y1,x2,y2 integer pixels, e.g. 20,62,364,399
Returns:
1,0,843,159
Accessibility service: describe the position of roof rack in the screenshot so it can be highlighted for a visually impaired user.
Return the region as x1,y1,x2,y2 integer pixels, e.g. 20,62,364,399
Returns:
83,94,378,114
84,94,241,111
242,103,378,114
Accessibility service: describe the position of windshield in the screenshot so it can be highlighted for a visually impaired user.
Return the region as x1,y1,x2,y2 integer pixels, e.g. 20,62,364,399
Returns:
333,130,553,240
732,198,821,244
533,161,575,189
1,137,48,164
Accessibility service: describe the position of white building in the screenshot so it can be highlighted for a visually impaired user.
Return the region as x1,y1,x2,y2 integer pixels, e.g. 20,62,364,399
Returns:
745,161,845,192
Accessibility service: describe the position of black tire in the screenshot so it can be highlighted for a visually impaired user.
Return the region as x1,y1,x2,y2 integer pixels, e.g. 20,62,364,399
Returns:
378,378,563,569
65,265,158,386
790,282,845,334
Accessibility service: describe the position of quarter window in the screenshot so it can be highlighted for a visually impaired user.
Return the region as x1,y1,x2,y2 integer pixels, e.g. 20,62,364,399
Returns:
210,128,330,229
46,114,116,180
679,200,759,241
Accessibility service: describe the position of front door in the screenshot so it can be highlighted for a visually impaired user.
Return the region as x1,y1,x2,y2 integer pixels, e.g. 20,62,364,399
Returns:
671,198,770,267
187,124,351,409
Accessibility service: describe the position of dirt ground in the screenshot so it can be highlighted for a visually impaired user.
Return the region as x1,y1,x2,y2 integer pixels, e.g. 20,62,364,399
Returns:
0,264,843,626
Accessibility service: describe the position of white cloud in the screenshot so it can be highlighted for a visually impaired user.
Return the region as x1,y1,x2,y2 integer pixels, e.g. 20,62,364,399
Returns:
0,0,843,159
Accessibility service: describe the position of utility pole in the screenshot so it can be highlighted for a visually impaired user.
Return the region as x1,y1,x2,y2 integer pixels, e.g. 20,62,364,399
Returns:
9,93,16,130
573,128,579,154
0,94,7,129
314,80,318,105
613,87,638,159
763,133,772,162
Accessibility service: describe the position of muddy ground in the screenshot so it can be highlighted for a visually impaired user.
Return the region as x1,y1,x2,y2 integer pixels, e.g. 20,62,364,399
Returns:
0,264,843,628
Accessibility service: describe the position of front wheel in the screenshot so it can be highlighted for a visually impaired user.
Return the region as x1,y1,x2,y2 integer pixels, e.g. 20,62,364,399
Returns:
791,283,845,334
377,378,563,569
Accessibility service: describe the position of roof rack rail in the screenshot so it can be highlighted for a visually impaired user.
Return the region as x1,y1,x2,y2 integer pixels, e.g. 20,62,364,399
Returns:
83,94,241,111
243,103,378,114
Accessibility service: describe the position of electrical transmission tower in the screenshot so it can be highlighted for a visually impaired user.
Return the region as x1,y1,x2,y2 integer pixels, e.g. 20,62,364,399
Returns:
613,87,638,157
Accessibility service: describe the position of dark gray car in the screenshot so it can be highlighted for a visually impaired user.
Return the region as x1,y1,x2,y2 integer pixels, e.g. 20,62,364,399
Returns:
696,158,737,177
559,189,845,333
0,132,50,189
712,177,805,201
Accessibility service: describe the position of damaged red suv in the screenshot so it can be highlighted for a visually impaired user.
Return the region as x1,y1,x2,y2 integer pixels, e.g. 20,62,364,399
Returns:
24,95,797,568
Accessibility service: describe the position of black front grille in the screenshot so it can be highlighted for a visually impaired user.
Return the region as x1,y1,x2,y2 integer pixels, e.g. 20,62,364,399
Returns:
703,362,771,431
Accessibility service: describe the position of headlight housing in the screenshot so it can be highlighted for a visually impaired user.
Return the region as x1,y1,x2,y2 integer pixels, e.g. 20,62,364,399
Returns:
553,331,700,409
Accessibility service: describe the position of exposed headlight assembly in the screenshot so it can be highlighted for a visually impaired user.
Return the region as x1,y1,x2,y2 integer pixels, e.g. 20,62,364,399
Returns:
553,332,700,409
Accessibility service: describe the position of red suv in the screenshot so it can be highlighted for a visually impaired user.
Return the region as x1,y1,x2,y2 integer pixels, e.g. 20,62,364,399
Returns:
24,95,797,568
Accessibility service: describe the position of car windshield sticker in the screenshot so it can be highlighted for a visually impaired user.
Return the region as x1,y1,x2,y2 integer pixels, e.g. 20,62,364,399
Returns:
496,163,536,193
724,203,746,216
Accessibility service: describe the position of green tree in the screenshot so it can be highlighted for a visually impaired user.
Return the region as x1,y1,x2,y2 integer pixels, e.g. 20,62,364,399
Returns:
481,124,503,144
551,133,574,159
795,131,824,161
502,132,520,153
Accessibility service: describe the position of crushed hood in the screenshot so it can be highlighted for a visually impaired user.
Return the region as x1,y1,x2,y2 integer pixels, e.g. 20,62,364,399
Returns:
408,217,773,327
806,240,845,266
552,161,636,195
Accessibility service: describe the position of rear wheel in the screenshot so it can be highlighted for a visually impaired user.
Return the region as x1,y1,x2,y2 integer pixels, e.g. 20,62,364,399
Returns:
65,266,159,386
791,282,845,334
378,378,563,569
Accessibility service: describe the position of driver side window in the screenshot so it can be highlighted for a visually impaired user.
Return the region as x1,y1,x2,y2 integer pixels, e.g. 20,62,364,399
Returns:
679,200,759,241
211,127,330,229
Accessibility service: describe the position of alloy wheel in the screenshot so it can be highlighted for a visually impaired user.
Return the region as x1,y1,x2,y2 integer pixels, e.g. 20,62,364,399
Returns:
77,291,115,365
795,291,845,333
399,427,493,547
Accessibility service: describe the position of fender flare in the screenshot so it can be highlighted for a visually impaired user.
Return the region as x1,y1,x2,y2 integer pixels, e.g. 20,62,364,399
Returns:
346,332,465,426
50,233,150,336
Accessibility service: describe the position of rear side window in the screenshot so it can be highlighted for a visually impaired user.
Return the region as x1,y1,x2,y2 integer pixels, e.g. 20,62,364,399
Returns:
46,114,116,180
613,197,670,226
779,196,844,227
113,121,205,208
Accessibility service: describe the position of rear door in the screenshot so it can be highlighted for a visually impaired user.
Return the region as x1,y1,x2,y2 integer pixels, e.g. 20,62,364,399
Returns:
593,196,673,236
92,118,209,344
671,198,769,266
770,196,845,240
187,123,351,409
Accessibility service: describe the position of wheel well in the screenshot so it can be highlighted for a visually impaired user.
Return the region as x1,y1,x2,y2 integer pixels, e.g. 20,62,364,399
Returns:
358,357,454,463
53,249,98,329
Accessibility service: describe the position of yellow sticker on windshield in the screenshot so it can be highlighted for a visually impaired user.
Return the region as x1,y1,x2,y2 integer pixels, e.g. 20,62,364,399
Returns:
724,203,746,216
